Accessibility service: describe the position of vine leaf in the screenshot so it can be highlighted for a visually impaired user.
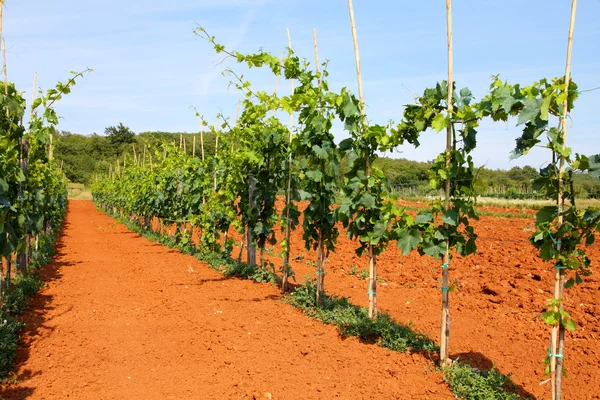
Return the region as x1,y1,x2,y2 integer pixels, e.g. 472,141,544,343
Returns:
396,229,420,256
517,98,543,125
442,210,459,226
536,207,557,224
432,113,448,132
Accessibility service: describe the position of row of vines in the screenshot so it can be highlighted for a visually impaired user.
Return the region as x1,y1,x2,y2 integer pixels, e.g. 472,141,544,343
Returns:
91,1,598,398
0,0,90,373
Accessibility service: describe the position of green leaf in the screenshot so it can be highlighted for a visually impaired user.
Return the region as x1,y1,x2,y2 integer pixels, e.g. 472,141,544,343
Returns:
305,170,323,182
342,95,360,118
359,193,376,209
396,229,420,256
371,221,387,244
422,240,446,259
493,86,517,113
339,138,353,152
442,210,459,226
540,95,552,121
431,113,448,132
517,98,543,125
575,272,583,285
415,213,432,225
312,145,328,159
563,319,576,331
564,278,575,289
536,207,557,224
542,311,559,325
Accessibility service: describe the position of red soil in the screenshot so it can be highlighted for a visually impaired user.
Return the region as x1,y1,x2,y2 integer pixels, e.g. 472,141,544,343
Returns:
232,201,600,400
1,201,453,399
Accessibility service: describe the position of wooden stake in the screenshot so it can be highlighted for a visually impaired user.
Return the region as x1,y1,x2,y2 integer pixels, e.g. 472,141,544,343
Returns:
281,28,294,293
312,28,326,301
247,175,257,265
31,72,38,117
132,144,137,164
2,38,7,119
552,2,577,399
313,29,321,87
439,0,454,368
183,135,187,154
193,135,196,157
348,0,377,318
200,117,205,161
214,120,219,192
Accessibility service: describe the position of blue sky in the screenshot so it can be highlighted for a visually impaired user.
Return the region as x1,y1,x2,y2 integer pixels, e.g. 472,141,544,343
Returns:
5,0,600,170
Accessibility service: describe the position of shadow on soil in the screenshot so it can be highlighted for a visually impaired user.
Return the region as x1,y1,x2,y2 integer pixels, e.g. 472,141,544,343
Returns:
452,351,538,399
1,222,75,400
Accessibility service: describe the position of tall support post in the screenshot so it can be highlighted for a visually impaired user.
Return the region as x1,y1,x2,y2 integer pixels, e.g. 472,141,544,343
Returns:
281,28,294,293
247,174,257,265
348,0,377,318
439,0,454,367
552,2,577,399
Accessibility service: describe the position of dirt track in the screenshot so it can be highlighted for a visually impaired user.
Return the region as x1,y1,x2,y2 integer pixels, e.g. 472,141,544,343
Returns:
1,201,452,399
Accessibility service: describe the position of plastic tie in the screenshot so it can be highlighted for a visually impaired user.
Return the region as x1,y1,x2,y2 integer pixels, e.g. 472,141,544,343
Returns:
439,286,449,291
315,270,325,275
548,230,561,246
367,290,376,295
440,263,449,269
553,265,566,270
548,348,564,359
283,261,289,266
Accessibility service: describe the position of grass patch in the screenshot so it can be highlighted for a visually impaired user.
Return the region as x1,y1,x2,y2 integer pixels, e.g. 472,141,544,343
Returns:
0,229,61,380
286,279,436,352
444,360,528,400
67,182,93,200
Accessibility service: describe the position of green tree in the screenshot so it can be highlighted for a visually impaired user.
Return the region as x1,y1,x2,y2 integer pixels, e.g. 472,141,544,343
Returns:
105,123,135,147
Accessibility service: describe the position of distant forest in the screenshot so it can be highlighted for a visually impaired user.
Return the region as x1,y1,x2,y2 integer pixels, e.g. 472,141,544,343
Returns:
55,128,600,199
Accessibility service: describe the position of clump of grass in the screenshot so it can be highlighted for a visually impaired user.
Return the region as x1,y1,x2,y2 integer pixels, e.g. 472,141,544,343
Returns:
444,360,529,400
0,258,48,378
200,251,281,284
285,279,437,352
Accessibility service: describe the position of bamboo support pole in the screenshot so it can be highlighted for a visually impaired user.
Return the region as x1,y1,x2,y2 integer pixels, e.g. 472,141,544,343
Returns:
439,0,454,367
2,38,7,119
552,2,577,399
313,29,321,88
31,73,38,117
312,28,326,301
281,28,294,293
348,0,377,318
200,117,205,161
193,135,196,157
214,120,219,192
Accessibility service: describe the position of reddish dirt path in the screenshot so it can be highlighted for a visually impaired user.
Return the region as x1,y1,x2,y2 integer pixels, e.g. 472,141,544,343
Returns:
232,201,600,400
1,201,452,400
